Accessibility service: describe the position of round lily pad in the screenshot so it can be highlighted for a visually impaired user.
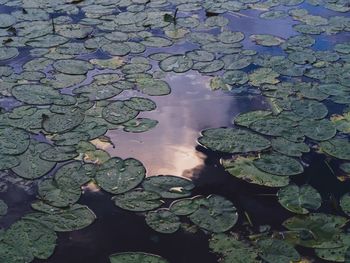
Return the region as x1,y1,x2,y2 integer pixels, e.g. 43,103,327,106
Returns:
96,157,146,194
315,234,350,262
53,59,93,75
0,126,29,155
102,101,139,124
253,153,304,176
0,154,19,170
257,239,300,263
198,128,271,154
109,252,168,263
112,189,163,212
0,14,16,28
222,157,290,187
11,84,61,105
189,195,238,233
271,137,310,157
145,209,180,234
123,118,158,133
299,118,336,141
250,34,284,46
136,78,171,96
142,175,194,199
42,111,85,134
0,47,19,61
340,193,350,216
159,55,193,73
320,138,350,160
169,197,200,216
291,99,328,119
11,141,56,180
39,146,78,162
124,97,156,111
278,184,322,214
233,110,272,127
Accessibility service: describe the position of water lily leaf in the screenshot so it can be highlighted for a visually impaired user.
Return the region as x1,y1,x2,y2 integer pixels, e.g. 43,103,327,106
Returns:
0,218,57,261
101,42,131,56
186,50,215,62
42,111,85,133
159,55,193,73
189,195,238,233
218,31,244,43
109,252,168,263
209,233,259,263
192,60,224,73
53,59,93,75
271,138,309,157
282,213,347,248
0,154,19,170
112,189,163,212
331,112,350,133
102,101,139,124
12,141,56,179
299,118,336,141
249,68,280,86
39,146,78,162
222,156,290,187
24,204,96,232
340,193,350,216
0,14,16,28
222,54,252,70
136,78,171,96
146,209,180,234
0,126,29,155
253,152,304,176
222,70,248,85
96,157,146,194
11,84,61,105
142,175,194,199
320,138,350,160
257,239,300,263
123,118,158,133
250,34,284,46
73,83,122,101
0,47,18,60
233,110,272,127
315,234,350,262
198,128,271,153
169,197,200,216
124,97,156,111
278,184,321,214
291,99,328,119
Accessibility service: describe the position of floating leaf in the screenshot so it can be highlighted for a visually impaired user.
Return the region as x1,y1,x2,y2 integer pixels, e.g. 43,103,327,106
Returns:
340,193,350,216
257,239,300,263
320,138,350,160
109,252,168,263
145,209,180,234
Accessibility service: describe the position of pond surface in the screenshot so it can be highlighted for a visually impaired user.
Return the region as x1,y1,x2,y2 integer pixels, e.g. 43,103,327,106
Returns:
0,0,349,263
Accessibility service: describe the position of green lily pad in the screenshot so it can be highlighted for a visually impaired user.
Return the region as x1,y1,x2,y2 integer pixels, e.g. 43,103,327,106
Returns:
169,197,200,216
0,126,29,155
222,70,248,85
145,209,181,234
136,78,171,96
112,189,163,212
218,31,244,43
0,218,57,261
253,153,304,176
39,146,78,162
315,234,350,262
96,157,146,194
278,184,321,214
102,101,139,124
340,193,350,216
0,14,16,28
299,118,336,141
282,213,347,248
257,239,300,263
320,138,350,160
222,156,290,187
0,47,19,60
11,141,56,179
0,154,19,170
233,110,272,127
142,175,194,199
250,34,284,46
159,55,193,73
249,68,280,87
192,60,224,73
53,59,93,75
198,128,271,153
331,112,350,134
11,84,61,105
124,97,156,111
271,138,310,157
189,195,238,233
101,42,131,56
109,252,168,263
42,111,85,133
123,118,158,133
291,99,328,119
24,204,96,232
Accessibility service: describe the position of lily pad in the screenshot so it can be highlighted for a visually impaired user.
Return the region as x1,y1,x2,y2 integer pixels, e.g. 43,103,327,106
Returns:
189,195,238,233
124,97,156,111
0,126,29,155
102,101,139,124
109,252,168,263
340,193,350,216
53,59,93,75
112,189,163,212
271,138,310,157
198,128,271,153
253,153,304,176
233,110,272,127
257,239,300,263
145,209,181,234
39,146,78,162
222,156,290,187
169,197,200,216
11,141,56,180
136,78,171,96
320,138,350,160
159,55,193,73
291,99,328,119
96,157,146,194
123,118,158,133
278,184,322,214
142,175,194,199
